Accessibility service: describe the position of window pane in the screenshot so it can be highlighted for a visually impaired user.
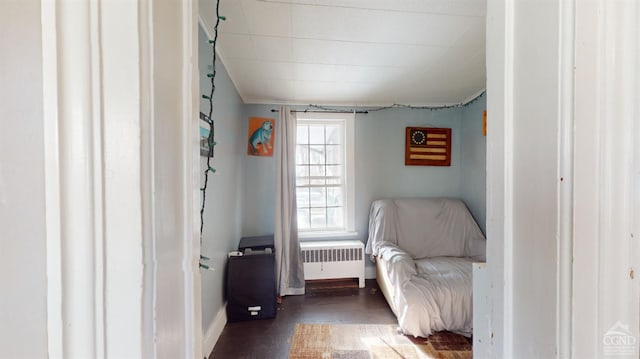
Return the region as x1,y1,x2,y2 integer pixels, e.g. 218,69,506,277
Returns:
295,118,350,233
310,187,326,207
309,125,325,144
325,165,342,177
296,165,309,186
309,165,325,177
326,177,341,185
296,187,310,207
297,125,308,144
296,165,309,177
325,145,342,165
296,145,309,164
327,187,343,206
310,207,327,228
309,145,325,164
325,125,342,144
327,207,344,228
309,177,325,185
297,208,310,229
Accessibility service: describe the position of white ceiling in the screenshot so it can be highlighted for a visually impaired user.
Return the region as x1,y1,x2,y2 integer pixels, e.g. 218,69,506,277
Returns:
199,0,486,106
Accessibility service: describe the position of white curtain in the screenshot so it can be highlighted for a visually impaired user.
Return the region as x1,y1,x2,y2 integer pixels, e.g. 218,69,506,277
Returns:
274,106,305,296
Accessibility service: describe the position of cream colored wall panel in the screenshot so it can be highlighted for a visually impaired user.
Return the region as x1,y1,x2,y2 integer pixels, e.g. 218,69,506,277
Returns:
218,33,257,60
241,0,292,37
292,38,446,68
251,35,294,62
291,5,477,46
262,0,485,17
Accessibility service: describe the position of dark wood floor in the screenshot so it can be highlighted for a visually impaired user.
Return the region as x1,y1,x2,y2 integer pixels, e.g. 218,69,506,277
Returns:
209,279,397,359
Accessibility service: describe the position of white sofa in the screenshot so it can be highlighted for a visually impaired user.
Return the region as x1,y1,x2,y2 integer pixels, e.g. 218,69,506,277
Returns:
365,198,486,338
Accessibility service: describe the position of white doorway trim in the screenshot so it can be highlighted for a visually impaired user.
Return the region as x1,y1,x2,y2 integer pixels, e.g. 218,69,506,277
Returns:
138,0,202,357
41,0,63,356
41,0,109,356
556,0,576,356
485,0,515,356
181,0,203,357
41,0,202,357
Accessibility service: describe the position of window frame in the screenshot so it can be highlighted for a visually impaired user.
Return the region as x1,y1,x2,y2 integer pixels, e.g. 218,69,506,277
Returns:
295,112,355,238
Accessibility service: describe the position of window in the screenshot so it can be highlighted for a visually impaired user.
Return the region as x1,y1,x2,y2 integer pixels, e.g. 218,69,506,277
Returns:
295,112,355,235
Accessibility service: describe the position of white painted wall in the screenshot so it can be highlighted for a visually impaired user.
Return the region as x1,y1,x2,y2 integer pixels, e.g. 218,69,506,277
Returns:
571,1,640,357
483,0,640,357
510,1,560,356
101,1,145,356
148,3,189,356
145,1,201,358
0,0,48,357
485,1,562,357
483,0,512,356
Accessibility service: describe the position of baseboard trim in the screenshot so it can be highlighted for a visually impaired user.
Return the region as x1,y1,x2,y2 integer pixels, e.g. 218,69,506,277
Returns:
203,302,227,357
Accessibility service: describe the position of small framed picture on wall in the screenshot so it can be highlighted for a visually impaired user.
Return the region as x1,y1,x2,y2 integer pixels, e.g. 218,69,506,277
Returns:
405,127,452,166
200,112,213,157
247,117,275,157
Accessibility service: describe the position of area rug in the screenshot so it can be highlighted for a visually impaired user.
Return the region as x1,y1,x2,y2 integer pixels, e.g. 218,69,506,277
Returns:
288,323,471,359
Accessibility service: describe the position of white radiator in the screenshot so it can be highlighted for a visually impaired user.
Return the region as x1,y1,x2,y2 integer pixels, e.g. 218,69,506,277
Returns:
300,240,365,288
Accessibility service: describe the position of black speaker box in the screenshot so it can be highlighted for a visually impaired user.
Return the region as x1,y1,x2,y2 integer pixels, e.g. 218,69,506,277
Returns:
238,235,275,252
226,253,276,322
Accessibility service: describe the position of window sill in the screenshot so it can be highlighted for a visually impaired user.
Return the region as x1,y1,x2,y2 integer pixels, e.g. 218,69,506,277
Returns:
298,231,359,241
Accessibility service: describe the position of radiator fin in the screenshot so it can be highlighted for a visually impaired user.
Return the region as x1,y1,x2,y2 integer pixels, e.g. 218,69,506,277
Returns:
301,247,363,263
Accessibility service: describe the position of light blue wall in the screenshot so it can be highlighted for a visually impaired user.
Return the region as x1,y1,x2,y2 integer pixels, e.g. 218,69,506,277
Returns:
199,27,245,333
241,105,277,236
236,94,485,280
460,94,487,233
199,49,485,312
353,107,464,239
239,103,487,241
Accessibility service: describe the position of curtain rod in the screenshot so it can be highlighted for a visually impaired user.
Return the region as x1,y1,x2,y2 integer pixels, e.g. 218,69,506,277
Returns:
270,109,369,114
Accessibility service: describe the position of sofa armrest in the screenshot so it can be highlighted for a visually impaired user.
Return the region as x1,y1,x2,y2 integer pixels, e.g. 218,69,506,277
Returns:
378,243,417,283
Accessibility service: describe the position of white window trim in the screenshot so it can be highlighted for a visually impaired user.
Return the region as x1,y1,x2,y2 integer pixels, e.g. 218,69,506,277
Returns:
295,112,356,236
298,231,359,240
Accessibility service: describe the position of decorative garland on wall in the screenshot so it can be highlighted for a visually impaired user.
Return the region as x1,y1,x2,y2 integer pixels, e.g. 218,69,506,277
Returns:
270,90,486,114
199,0,225,271
311,90,485,113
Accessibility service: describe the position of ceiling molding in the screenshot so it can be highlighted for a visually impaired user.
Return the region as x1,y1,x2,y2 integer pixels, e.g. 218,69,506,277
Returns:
461,88,487,104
